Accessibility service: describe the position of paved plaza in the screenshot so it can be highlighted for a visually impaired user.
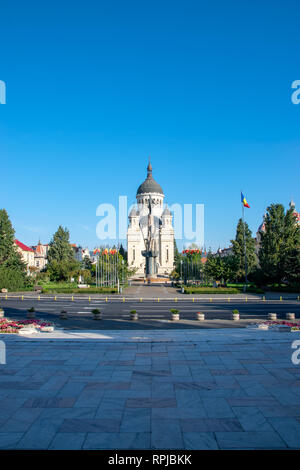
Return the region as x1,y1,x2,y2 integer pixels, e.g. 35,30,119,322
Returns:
1,327,300,449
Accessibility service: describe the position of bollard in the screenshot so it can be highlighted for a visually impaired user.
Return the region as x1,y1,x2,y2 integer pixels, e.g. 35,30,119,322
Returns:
54,296,57,301
262,296,266,302
286,312,295,320
228,297,230,303
232,310,240,321
175,298,178,302
245,297,248,303
210,298,212,302
280,296,282,302
157,298,159,303
21,295,24,301
130,310,138,321
140,298,143,303
192,298,194,303
196,312,205,321
72,296,74,301
5,295,7,300
106,297,108,303
123,297,125,302
38,295,40,301
170,309,180,321
89,296,91,303
268,313,277,320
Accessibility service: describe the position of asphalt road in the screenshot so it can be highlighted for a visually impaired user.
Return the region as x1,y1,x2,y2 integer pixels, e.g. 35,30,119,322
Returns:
1,297,300,330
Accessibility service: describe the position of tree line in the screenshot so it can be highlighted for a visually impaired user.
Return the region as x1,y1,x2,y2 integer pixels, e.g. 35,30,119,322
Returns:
173,203,300,287
0,209,130,289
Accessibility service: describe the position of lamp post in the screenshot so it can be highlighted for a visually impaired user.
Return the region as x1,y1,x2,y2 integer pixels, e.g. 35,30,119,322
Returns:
180,259,183,285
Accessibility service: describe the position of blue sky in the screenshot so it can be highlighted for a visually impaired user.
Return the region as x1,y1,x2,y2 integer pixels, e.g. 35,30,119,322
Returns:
0,0,299,252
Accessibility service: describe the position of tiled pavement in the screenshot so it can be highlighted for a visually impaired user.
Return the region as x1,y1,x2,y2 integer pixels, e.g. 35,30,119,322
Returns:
0,328,300,449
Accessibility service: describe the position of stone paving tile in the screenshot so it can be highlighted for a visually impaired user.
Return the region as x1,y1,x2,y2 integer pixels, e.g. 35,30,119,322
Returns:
23,397,76,408
56,381,87,398
268,387,300,406
202,398,235,418
242,384,272,398
59,418,120,433
0,432,24,449
0,408,43,432
175,390,203,408
210,369,249,376
232,406,273,431
259,405,300,418
83,432,150,449
16,422,58,449
152,406,208,420
180,418,242,432
84,381,131,391
48,432,86,450
151,382,174,397
267,417,300,448
29,360,66,365
0,397,27,410
120,408,150,432
215,431,287,449
227,397,279,407
183,432,219,450
0,381,43,390
73,390,105,408
151,419,184,449
126,397,177,408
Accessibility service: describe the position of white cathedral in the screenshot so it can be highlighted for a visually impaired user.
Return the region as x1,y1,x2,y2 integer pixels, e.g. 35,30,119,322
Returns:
127,161,175,276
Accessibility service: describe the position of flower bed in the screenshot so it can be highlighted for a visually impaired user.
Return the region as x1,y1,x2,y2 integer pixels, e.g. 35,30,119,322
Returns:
0,318,54,334
254,320,300,332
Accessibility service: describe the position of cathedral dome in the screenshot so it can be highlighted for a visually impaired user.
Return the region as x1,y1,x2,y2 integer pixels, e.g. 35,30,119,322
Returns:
136,161,164,195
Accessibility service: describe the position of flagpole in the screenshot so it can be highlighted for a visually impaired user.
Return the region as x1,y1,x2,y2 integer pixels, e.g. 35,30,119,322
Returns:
241,194,248,292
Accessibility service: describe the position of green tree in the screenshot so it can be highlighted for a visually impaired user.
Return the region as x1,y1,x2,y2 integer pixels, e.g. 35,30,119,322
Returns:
283,248,300,285
47,226,75,263
47,226,79,281
204,254,238,284
174,239,181,264
259,203,300,284
82,255,92,270
0,209,27,290
231,218,257,280
119,244,127,261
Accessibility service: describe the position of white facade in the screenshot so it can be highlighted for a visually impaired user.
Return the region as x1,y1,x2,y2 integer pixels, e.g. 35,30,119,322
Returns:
127,162,174,276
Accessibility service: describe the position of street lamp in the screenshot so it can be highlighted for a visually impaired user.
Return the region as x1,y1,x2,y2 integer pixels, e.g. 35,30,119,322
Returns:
180,259,183,285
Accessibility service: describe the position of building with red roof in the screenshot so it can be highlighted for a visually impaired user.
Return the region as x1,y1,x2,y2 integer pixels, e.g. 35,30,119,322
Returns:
14,239,35,273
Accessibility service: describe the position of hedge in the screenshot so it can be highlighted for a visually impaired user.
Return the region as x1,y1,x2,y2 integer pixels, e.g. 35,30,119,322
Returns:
42,287,118,294
183,287,240,294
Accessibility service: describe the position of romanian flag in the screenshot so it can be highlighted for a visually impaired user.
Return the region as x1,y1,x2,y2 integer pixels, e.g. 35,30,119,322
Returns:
241,192,250,208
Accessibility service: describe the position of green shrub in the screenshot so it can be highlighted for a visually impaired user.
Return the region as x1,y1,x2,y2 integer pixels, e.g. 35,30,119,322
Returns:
42,287,117,294
183,287,240,294
91,309,101,315
170,308,179,314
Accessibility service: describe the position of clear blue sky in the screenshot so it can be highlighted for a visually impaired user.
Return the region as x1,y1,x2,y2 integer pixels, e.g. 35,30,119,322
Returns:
0,0,299,252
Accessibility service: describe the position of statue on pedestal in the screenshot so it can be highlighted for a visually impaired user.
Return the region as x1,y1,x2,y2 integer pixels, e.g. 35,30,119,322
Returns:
140,196,160,281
